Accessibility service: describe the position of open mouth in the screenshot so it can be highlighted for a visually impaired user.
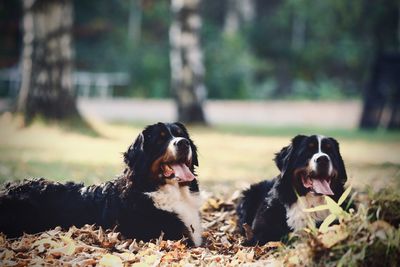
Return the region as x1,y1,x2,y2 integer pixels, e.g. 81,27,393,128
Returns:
161,161,196,183
301,173,334,195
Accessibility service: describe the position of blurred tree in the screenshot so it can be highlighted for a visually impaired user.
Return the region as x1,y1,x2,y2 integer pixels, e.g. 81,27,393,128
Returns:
4,0,396,101
360,54,400,129
359,0,400,130
170,0,206,124
224,0,254,35
17,0,83,125
127,0,142,44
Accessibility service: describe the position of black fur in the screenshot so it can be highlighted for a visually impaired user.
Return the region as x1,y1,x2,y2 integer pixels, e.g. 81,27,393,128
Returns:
236,135,348,245
0,122,200,245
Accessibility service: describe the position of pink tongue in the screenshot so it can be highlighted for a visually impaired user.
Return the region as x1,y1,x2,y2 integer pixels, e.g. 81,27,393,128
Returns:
312,179,334,195
171,163,196,182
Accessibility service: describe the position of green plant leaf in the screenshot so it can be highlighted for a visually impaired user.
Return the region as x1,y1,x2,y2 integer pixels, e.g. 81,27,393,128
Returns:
338,186,352,206
325,196,343,215
303,205,329,213
319,213,337,233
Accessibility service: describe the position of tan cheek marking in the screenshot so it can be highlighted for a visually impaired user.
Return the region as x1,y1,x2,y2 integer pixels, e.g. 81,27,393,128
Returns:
150,157,164,179
150,150,178,180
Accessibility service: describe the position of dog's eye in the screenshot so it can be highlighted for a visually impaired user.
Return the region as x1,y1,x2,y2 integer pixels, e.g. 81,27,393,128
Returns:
308,143,315,149
156,132,166,144
173,128,183,137
324,143,332,150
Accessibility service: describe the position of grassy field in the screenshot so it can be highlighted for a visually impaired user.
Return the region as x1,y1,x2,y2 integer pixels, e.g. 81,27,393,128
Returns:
0,113,399,193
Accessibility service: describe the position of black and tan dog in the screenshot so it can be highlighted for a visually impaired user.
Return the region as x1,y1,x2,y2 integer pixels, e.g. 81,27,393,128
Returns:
0,122,202,246
236,135,348,245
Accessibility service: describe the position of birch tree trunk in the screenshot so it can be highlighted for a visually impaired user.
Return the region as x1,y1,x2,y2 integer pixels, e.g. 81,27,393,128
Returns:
17,0,81,124
224,0,255,35
169,0,207,124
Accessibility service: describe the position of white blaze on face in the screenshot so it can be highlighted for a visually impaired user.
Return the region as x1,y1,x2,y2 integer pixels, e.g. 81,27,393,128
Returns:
163,136,195,182
309,135,333,176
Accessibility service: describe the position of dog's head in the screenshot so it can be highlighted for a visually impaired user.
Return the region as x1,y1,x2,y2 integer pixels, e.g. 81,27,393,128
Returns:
123,122,198,191
275,135,347,203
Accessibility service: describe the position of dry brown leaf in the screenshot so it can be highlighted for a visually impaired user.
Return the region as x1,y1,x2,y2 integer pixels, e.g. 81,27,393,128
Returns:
318,225,349,248
99,253,123,267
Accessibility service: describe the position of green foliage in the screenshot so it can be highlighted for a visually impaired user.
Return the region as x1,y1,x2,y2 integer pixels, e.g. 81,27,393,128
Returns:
204,34,263,99
69,0,399,100
127,43,170,98
74,0,171,98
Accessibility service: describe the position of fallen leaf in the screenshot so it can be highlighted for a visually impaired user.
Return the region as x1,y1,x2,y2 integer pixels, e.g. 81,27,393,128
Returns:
288,255,300,265
49,236,76,256
131,263,150,267
99,253,123,267
319,225,349,248
118,252,136,261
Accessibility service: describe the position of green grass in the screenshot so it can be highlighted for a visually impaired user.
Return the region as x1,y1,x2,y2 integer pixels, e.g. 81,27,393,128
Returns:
212,124,400,142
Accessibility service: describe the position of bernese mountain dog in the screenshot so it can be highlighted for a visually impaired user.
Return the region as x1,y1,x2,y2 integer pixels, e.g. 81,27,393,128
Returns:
0,122,203,246
236,135,348,245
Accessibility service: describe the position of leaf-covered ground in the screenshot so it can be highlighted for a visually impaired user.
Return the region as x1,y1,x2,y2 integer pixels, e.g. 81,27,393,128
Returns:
1,188,399,267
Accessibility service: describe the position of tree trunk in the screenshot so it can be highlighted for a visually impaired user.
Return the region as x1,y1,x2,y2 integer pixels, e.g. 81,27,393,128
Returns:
360,54,400,130
388,99,400,129
387,57,400,129
359,57,385,129
127,0,142,44
224,0,255,35
169,0,207,124
17,0,81,124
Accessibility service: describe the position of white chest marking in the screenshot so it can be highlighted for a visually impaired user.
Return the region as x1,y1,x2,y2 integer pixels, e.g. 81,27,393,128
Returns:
146,184,202,246
286,193,330,231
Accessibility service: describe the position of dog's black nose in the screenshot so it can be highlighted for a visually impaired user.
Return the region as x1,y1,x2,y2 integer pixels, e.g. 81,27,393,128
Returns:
316,155,329,165
176,138,190,149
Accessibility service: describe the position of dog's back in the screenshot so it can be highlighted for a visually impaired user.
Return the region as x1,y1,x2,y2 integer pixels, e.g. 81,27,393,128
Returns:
236,179,275,233
0,178,121,238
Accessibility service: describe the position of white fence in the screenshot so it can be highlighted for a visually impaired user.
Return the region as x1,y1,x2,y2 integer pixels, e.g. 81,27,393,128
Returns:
0,67,130,98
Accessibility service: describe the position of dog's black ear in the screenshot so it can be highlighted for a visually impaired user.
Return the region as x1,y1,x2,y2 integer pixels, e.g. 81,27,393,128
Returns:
174,122,199,167
274,145,292,172
174,122,188,134
329,137,347,184
291,134,307,147
275,135,307,204
124,132,144,168
274,135,306,172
